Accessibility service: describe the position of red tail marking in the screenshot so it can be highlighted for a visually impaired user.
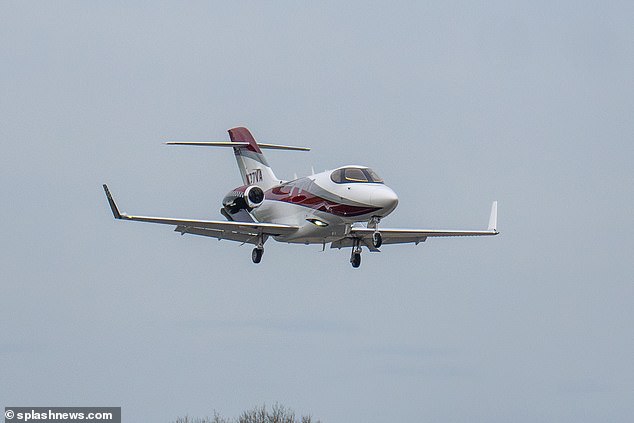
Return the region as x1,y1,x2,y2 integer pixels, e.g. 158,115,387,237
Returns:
228,127,262,153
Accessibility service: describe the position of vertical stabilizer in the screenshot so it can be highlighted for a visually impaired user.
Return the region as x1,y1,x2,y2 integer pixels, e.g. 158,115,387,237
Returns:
228,127,279,189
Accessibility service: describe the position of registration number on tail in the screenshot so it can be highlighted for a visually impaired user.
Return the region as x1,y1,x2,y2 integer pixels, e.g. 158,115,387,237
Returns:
246,169,263,184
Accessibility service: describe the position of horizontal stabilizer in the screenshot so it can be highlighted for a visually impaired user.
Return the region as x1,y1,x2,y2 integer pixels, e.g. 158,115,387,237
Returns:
257,143,310,151
165,141,310,151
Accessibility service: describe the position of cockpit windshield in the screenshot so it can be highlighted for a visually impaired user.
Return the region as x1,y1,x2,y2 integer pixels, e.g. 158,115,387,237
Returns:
365,168,384,183
330,167,384,184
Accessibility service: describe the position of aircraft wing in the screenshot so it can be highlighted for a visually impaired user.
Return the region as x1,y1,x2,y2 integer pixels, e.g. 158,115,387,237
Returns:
103,184,299,243
331,201,498,251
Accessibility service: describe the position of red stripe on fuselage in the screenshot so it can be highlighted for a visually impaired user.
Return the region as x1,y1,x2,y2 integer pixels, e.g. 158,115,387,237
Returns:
266,186,379,217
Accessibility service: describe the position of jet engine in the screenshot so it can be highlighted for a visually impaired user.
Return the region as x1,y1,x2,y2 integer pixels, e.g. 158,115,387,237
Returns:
244,185,265,209
222,185,265,219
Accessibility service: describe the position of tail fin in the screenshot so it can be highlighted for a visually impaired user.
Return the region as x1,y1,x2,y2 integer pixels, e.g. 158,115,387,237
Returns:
228,127,280,189
165,127,309,189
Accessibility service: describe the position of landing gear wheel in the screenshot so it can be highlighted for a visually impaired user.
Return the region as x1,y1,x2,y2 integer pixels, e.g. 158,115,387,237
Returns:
351,252,361,268
372,232,383,248
252,247,264,264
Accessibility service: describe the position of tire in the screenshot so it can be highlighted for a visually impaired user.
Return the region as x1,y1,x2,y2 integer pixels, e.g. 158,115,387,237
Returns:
372,232,383,248
351,252,361,268
252,248,263,264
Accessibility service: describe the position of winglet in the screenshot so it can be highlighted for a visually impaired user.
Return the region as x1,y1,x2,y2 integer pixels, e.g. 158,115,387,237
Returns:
488,201,498,232
103,184,122,219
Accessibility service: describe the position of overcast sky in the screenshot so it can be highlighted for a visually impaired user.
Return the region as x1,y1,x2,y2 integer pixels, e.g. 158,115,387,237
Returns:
1,1,633,422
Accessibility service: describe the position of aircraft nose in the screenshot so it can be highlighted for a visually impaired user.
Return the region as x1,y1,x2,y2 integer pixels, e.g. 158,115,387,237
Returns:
371,187,399,214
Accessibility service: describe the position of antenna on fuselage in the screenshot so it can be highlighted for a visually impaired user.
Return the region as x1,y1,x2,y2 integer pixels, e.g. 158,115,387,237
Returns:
311,166,315,176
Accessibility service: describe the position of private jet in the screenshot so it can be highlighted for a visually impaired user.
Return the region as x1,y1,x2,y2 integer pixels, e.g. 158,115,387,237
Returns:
103,126,498,267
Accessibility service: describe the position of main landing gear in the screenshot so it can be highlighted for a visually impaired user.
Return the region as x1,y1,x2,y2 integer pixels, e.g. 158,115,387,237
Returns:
350,239,362,268
251,234,265,264
252,247,264,263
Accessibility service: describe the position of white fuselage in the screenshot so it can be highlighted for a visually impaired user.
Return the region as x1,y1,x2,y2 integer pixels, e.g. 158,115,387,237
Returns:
251,165,398,244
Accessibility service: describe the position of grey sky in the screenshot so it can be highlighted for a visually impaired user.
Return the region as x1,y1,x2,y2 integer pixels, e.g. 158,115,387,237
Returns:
1,1,633,422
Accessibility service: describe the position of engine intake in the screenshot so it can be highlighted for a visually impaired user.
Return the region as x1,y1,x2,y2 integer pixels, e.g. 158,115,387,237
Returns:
245,185,264,209
222,185,265,217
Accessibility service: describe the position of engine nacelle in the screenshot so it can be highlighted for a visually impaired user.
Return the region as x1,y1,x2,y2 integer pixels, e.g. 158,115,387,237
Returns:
244,185,265,209
222,185,265,217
